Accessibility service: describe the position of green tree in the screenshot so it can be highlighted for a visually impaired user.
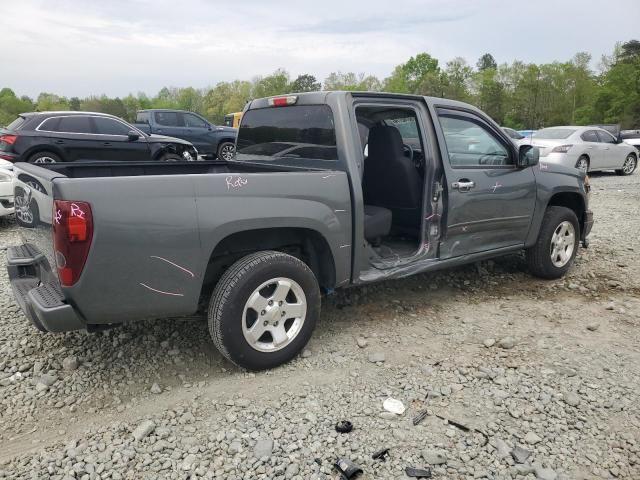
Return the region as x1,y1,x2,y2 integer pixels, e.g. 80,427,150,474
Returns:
323,72,381,91
290,74,321,92
0,88,34,126
476,53,497,71
441,57,473,101
385,53,441,94
35,93,70,111
252,69,291,98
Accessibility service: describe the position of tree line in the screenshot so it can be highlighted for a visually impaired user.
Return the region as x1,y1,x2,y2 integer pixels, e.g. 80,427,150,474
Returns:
1,40,639,130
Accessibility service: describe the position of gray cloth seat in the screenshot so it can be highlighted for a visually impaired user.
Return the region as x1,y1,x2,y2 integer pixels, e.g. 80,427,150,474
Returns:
364,205,392,243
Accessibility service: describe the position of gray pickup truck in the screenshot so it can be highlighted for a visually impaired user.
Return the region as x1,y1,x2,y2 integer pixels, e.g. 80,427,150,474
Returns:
7,91,593,370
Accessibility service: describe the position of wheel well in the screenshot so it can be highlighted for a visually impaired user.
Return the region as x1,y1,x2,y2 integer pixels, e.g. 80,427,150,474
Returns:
201,227,336,298
547,192,585,228
577,154,590,166
23,147,64,162
218,138,235,149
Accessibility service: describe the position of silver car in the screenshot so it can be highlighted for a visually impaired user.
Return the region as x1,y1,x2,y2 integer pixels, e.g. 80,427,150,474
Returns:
532,126,638,175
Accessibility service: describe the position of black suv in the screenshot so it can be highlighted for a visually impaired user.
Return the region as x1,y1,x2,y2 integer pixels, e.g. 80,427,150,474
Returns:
0,111,198,164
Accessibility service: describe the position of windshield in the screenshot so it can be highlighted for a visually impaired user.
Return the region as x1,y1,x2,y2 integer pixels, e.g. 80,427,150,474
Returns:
235,105,338,167
533,128,576,140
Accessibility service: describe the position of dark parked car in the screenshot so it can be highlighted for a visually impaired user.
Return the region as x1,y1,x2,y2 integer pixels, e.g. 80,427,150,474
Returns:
134,109,237,160
0,111,198,164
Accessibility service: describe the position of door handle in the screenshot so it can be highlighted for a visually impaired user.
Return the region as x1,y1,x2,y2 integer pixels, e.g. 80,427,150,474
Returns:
156,128,163,132
103,142,112,146
452,180,475,192
54,140,65,145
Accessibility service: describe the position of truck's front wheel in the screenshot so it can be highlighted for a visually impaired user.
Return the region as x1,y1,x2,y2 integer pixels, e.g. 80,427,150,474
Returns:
208,251,320,370
526,206,580,279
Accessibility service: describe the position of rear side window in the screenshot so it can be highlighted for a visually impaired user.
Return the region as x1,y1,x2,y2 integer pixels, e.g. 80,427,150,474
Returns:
93,117,132,136
581,130,599,142
52,116,93,134
154,111,180,126
235,105,338,166
183,113,207,128
37,117,60,131
136,112,149,123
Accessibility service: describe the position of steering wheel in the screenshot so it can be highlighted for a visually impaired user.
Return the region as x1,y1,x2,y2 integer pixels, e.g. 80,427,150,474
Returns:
403,143,414,164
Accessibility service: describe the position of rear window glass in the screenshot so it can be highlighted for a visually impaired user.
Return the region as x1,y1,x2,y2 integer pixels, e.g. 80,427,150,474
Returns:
533,128,576,140
6,116,25,130
136,112,149,123
235,105,338,166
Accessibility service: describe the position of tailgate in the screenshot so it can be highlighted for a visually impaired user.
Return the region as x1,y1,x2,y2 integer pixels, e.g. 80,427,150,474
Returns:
11,163,59,273
6,163,85,331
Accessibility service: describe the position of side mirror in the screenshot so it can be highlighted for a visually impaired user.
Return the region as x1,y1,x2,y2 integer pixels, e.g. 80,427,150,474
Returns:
518,144,539,167
127,131,140,141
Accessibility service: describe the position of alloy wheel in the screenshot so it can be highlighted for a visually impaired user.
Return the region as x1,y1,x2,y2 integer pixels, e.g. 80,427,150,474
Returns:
623,155,637,175
549,221,575,268
242,277,307,353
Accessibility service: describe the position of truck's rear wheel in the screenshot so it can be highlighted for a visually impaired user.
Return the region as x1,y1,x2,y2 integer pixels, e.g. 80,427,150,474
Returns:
526,206,579,279
208,251,320,370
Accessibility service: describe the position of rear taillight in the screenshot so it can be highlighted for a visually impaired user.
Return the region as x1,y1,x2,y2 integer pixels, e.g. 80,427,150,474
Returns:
551,144,573,153
52,200,93,286
0,134,17,145
267,95,298,107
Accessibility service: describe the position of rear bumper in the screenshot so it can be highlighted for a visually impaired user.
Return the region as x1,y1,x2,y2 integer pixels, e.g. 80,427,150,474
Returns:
6,244,85,332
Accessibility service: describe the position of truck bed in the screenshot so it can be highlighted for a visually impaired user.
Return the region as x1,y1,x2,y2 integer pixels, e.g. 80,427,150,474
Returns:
23,160,302,179
9,160,352,331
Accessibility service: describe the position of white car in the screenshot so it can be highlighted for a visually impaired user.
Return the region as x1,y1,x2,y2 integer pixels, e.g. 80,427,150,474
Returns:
622,130,640,152
531,126,638,175
0,159,15,217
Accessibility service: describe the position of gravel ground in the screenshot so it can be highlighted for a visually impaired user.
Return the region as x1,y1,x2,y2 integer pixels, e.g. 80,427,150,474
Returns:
1,172,639,480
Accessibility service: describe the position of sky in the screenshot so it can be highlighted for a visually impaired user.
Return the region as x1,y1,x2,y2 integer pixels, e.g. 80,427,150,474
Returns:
2,0,639,99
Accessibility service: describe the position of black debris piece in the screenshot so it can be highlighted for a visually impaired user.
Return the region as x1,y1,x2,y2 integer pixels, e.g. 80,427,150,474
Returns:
405,466,432,478
372,447,390,461
335,420,353,433
413,409,429,426
334,458,363,479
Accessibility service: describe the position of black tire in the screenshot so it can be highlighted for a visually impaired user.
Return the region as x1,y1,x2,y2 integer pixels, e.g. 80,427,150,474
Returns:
526,206,580,279
616,153,637,176
27,151,62,164
217,141,235,161
208,251,320,370
575,155,589,172
158,153,182,162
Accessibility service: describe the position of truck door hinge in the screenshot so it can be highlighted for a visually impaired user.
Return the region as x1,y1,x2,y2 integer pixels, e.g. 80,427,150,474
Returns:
432,181,443,202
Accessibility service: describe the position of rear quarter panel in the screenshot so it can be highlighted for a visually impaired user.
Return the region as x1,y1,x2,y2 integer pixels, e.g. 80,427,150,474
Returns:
56,170,352,324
